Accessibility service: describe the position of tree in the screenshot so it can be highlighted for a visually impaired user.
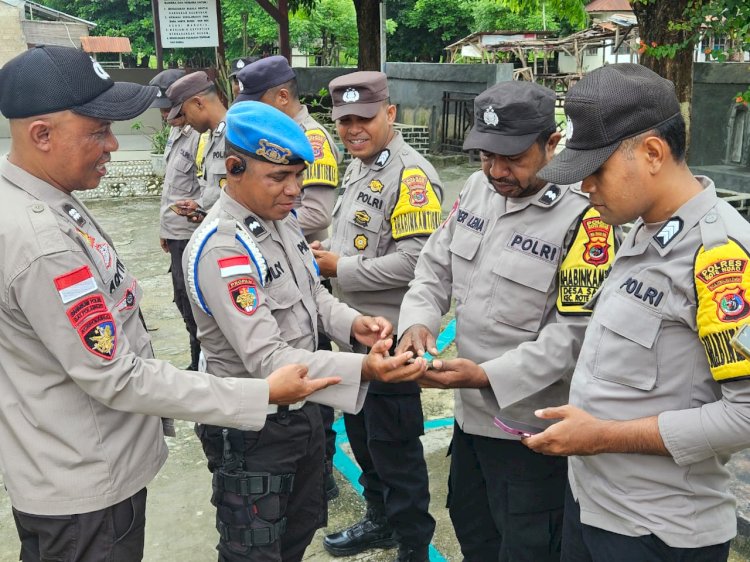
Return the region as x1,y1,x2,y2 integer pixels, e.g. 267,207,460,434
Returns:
295,0,359,65
353,0,381,70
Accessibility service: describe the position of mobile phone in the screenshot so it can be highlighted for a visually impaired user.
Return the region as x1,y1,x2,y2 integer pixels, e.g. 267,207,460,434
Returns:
731,323,750,360
187,208,207,218
493,415,543,438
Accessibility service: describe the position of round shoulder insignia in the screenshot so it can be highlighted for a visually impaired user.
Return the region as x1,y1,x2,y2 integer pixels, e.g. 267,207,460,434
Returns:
483,106,499,127
343,88,360,103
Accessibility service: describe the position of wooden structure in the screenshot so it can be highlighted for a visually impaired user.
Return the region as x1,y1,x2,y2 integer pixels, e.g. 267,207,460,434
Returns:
445,30,555,64
80,36,132,68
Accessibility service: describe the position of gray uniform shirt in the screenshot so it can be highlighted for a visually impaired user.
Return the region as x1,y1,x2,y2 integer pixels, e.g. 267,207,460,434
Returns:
0,158,271,516
159,124,201,240
569,177,750,548
327,131,443,329
399,171,616,436
294,106,340,243
184,190,368,413
199,121,226,211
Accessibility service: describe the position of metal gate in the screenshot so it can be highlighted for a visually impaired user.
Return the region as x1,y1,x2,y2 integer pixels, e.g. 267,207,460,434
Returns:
440,91,478,153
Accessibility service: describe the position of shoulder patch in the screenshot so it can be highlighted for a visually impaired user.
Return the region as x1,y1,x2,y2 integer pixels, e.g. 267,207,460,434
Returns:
695,238,750,382
195,130,211,179
303,128,338,188
390,167,442,240
556,207,616,315
228,278,259,315
54,265,98,304
65,294,117,360
218,255,253,277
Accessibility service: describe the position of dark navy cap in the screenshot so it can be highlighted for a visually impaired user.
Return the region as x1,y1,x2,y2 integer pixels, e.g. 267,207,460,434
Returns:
148,69,185,109
225,101,313,165
235,56,296,103
0,45,157,120
463,81,556,156
229,57,258,77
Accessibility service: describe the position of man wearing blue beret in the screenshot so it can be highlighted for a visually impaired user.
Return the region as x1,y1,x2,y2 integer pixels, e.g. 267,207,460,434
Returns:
183,101,428,562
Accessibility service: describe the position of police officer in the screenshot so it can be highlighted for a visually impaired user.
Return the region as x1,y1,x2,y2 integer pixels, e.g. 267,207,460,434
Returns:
166,71,227,217
396,81,616,562
150,69,203,370
525,64,750,562
236,54,343,499
315,71,442,562
0,45,337,562
183,101,427,562
229,57,258,100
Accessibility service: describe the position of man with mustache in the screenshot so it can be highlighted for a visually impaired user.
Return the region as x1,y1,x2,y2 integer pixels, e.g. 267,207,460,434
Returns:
313,71,442,562
0,45,336,562
396,81,617,562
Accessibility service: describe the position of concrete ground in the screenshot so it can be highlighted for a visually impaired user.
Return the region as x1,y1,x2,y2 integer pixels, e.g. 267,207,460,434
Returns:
1,162,750,561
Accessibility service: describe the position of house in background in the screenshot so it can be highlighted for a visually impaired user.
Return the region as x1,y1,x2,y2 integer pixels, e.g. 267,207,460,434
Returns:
0,0,95,66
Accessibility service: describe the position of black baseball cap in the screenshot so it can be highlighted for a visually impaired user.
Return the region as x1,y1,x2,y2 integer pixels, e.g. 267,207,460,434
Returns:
149,69,185,109
329,71,389,120
229,57,259,78
463,81,556,156
539,63,681,185
235,56,296,103
0,45,157,120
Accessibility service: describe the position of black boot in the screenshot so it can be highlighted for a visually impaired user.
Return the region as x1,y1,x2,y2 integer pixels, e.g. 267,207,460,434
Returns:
323,503,397,556
395,544,429,562
325,461,340,501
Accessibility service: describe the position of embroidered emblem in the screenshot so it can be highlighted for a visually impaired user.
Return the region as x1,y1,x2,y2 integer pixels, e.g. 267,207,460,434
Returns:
245,215,266,237
403,171,429,208
654,218,683,248
483,106,499,127
218,255,253,278
65,294,117,360
538,185,561,205
714,288,750,322
229,277,259,315
303,129,338,188
368,180,384,193
256,139,291,164
342,88,360,103
64,204,86,226
375,149,390,168
54,266,98,304
354,210,371,227
115,281,137,312
581,214,612,266
354,234,368,251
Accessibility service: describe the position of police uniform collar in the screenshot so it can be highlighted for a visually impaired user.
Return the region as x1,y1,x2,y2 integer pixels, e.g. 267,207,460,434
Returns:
365,130,404,170
647,177,718,257
213,121,226,137
531,183,569,208
180,124,194,137
294,105,309,126
219,189,271,241
0,158,80,213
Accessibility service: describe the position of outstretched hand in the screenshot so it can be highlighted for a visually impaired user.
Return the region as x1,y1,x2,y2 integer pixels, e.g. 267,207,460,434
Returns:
361,338,428,383
266,364,341,405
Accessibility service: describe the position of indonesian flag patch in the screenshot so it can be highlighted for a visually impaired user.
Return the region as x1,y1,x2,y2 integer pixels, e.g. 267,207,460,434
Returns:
218,255,252,278
228,277,259,315
54,265,98,303
65,293,117,360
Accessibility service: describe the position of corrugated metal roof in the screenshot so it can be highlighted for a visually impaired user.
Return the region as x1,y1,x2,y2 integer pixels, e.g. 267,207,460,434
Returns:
80,36,131,53
585,0,633,12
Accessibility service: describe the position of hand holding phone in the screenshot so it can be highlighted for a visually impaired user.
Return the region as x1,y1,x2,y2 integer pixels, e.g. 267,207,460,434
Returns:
493,415,543,438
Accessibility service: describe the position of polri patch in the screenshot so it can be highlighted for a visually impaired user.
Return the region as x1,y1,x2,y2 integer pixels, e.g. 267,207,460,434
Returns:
54,265,98,304
228,277,259,315
507,232,560,264
66,294,117,360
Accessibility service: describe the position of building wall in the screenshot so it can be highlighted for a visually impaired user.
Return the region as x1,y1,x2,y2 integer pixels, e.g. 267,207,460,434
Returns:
21,20,89,48
0,1,27,67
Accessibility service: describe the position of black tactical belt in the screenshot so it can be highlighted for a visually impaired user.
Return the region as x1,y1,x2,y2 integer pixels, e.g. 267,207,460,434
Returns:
214,471,295,496
217,517,287,546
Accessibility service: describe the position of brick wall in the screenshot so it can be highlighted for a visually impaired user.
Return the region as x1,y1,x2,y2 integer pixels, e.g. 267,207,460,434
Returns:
0,2,27,67
323,123,432,168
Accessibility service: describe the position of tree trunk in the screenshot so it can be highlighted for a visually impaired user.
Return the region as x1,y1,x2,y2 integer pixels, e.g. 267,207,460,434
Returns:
354,0,381,70
631,1,695,135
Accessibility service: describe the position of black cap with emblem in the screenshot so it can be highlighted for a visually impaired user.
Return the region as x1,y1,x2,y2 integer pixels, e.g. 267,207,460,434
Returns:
329,71,389,120
0,45,157,120
463,81,556,156
148,69,185,109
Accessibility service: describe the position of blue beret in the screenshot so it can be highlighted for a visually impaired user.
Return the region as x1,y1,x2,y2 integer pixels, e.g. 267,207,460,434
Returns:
225,101,314,165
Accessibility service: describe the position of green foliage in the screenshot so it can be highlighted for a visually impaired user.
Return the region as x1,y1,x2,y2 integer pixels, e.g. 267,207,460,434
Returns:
502,0,587,29
131,120,171,154
472,1,561,33
295,0,359,64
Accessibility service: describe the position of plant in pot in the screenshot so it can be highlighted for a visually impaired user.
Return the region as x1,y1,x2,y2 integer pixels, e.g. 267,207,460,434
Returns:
131,120,171,177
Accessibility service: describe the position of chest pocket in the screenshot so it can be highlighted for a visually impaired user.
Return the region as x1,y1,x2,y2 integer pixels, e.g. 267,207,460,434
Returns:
594,292,662,391
264,277,305,341
490,249,557,332
173,154,194,174
208,160,226,182
343,208,384,257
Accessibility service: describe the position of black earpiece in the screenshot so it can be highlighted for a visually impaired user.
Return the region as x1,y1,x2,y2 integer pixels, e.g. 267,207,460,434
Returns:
230,157,246,175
